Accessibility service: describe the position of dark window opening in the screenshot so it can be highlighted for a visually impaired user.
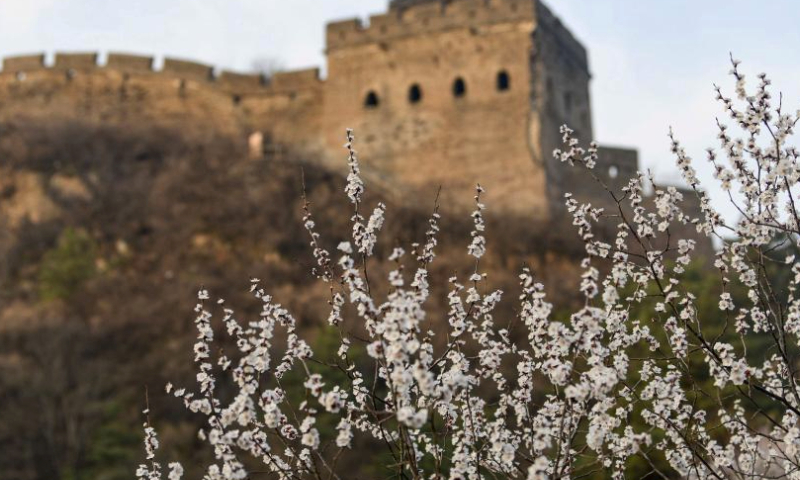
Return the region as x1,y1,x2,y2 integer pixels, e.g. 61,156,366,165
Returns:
364,91,380,108
452,77,466,98
497,70,510,91
564,92,573,114
232,94,242,105
408,84,422,104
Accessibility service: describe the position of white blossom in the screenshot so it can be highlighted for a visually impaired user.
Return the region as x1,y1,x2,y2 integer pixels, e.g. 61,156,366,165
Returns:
138,62,800,480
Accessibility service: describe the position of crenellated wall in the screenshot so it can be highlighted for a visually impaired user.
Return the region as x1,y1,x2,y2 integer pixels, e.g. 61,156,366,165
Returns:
0,52,317,98
162,57,214,81
327,0,533,52
0,51,327,152
0,0,644,220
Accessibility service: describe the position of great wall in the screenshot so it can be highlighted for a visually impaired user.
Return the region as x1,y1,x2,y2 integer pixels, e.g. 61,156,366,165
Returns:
0,5,718,476
0,0,702,225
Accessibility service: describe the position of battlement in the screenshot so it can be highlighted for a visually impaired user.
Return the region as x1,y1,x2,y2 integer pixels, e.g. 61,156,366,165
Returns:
1,54,45,73
0,51,324,99
216,70,265,90
106,53,154,72
162,57,214,81
270,68,322,91
54,52,99,70
326,0,533,51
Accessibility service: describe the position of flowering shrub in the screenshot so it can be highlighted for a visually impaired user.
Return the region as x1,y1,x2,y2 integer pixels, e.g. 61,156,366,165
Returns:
138,60,800,479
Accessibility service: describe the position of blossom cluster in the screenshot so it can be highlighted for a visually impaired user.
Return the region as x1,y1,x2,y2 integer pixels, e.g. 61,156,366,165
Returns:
139,60,800,480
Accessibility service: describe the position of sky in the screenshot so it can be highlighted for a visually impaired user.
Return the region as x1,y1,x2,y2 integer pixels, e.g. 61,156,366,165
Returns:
1,0,799,223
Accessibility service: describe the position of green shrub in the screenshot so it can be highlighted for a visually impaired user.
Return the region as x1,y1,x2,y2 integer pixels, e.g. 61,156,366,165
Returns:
38,227,97,301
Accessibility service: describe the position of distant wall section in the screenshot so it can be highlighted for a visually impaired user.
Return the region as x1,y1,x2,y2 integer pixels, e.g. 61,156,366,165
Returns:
0,53,325,156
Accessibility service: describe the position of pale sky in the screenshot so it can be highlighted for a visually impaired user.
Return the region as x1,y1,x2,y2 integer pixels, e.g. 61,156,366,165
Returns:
1,0,799,223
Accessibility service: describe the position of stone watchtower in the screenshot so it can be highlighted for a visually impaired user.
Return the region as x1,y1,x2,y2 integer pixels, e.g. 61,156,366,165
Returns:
321,0,637,218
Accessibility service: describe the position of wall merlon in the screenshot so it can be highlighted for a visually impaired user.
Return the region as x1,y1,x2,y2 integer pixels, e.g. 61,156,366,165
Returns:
368,14,393,30
328,19,363,37
270,68,322,90
162,57,214,80
2,54,46,73
54,52,99,70
216,71,265,90
328,18,364,31
326,18,364,49
106,53,155,72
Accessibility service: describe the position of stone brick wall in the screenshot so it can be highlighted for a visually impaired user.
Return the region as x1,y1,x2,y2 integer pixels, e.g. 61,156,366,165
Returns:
323,0,547,216
0,0,644,221
0,52,322,157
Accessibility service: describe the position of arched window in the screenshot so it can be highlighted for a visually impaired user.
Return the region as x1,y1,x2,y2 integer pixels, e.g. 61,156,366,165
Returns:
452,77,467,98
364,91,380,108
408,84,422,104
497,70,510,91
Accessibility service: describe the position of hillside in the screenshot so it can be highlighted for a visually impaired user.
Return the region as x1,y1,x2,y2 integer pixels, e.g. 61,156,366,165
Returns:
0,111,586,479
